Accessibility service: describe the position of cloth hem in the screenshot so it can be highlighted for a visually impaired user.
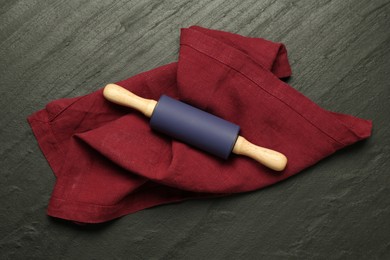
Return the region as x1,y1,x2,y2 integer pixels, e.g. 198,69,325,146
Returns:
27,109,65,177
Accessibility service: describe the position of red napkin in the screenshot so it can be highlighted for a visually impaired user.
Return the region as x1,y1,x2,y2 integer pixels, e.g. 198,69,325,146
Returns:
28,26,372,223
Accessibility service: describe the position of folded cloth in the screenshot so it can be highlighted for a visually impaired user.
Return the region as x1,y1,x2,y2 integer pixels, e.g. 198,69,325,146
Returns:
27,26,372,223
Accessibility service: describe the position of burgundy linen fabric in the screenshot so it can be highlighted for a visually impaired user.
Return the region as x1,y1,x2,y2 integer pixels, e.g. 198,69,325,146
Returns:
27,26,372,223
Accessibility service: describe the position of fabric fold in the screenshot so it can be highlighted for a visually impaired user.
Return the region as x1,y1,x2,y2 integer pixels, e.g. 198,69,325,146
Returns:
28,26,372,223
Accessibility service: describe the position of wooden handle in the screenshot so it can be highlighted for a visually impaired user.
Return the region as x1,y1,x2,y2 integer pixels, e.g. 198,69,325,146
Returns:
233,136,287,171
103,84,157,117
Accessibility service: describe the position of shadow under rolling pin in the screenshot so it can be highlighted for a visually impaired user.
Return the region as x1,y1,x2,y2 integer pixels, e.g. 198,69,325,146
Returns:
103,84,287,171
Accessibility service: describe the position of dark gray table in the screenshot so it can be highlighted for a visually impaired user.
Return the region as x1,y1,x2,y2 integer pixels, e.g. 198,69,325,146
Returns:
1,0,389,259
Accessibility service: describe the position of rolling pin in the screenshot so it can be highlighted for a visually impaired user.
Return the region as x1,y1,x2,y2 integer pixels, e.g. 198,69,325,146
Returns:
103,84,287,171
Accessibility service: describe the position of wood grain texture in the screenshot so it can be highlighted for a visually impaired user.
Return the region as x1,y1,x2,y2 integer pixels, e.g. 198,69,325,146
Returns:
103,83,158,117
1,0,389,259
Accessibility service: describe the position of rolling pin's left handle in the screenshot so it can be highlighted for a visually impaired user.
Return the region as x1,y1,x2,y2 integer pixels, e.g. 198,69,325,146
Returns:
103,84,157,118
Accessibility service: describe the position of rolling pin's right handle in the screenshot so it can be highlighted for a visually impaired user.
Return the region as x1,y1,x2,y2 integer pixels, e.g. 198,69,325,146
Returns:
233,136,287,171
103,84,157,118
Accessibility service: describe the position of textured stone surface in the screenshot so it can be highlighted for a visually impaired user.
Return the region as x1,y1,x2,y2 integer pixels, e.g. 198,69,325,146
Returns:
1,0,389,259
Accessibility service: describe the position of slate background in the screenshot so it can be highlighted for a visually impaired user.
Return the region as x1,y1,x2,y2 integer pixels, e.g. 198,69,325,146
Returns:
1,0,389,259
